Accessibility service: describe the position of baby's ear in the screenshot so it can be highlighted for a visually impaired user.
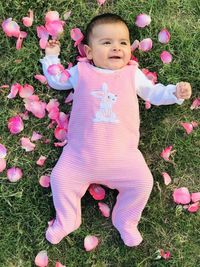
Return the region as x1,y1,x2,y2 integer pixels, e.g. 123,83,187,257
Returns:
84,45,93,60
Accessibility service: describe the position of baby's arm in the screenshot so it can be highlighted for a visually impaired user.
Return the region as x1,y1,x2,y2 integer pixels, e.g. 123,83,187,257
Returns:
40,40,78,90
135,69,191,105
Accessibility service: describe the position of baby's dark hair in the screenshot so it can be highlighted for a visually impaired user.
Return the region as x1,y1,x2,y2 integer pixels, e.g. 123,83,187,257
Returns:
84,13,129,45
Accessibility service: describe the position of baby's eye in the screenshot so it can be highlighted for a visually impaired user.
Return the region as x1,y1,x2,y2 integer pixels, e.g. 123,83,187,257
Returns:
121,42,127,45
103,41,111,45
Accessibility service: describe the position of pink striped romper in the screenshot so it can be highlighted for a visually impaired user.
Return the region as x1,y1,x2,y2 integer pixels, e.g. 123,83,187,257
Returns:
46,61,154,246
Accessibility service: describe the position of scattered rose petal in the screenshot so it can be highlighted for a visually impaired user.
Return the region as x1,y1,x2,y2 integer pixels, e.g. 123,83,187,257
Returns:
35,250,48,267
36,26,49,49
187,202,199,213
54,140,67,147
70,28,84,47
0,84,9,89
161,172,172,185
36,156,47,166
19,84,34,98
173,187,191,204
16,31,27,50
7,83,22,99
0,144,7,158
45,20,65,38
131,39,140,51
8,115,24,134
84,235,99,251
142,68,157,84
88,184,105,200
22,9,34,27
160,249,171,260
7,167,23,182
190,98,200,110
24,95,46,119
2,18,20,37
55,261,66,267
160,145,173,161
138,38,153,52
160,51,172,64
77,42,86,57
45,11,60,22
39,175,50,187
54,127,67,141
135,13,151,28
31,131,43,141
158,29,170,44
180,122,193,134
97,0,106,5
34,74,47,84
191,192,200,203
19,111,29,120
145,100,151,109
56,112,69,129
98,202,110,217
20,137,36,152
65,92,74,103
0,158,6,173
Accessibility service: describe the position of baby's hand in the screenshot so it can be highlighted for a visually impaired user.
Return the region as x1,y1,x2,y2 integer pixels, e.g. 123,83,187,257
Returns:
175,82,192,99
45,40,61,56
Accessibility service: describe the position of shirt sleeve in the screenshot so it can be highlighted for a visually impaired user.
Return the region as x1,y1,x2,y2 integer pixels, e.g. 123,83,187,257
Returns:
135,68,184,105
40,55,78,90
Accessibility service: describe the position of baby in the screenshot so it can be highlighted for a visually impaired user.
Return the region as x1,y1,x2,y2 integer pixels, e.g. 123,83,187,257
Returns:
40,13,192,247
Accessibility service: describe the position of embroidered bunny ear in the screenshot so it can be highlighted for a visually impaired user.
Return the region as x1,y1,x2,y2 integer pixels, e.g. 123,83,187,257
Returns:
101,83,108,93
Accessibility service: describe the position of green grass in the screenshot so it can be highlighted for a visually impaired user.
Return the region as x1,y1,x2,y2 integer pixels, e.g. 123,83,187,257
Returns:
0,0,200,266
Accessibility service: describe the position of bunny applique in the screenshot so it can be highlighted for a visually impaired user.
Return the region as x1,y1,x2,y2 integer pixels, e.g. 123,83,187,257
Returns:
91,82,119,123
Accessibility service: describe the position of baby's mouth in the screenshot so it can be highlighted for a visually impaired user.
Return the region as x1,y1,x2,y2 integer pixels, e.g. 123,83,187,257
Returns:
109,56,121,59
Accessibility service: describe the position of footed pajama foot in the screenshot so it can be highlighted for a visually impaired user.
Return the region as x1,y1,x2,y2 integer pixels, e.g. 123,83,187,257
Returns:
45,225,68,244
120,226,143,247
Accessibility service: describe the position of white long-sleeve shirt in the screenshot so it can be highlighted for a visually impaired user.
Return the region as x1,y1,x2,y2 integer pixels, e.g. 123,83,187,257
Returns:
40,56,184,106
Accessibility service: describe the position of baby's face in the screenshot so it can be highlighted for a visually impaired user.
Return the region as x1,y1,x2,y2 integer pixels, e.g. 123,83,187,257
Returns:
84,22,132,70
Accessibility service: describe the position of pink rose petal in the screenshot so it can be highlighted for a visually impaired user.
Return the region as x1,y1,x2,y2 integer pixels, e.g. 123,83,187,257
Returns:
191,192,200,203
97,0,106,6
0,144,7,159
160,249,171,260
8,115,24,134
0,158,6,173
34,74,47,84
19,84,34,98
84,235,99,251
22,10,34,27
24,95,46,119
55,261,66,267
145,100,151,109
20,137,36,152
7,167,23,182
70,28,84,47
16,31,27,50
98,202,110,217
45,20,65,38
31,131,43,141
54,140,67,147
187,202,199,213
35,250,48,267
173,187,191,204
39,175,50,187
36,156,47,166
131,39,140,51
161,172,172,185
45,11,60,23
7,83,22,99
36,26,49,49
180,122,193,134
54,127,67,141
142,68,157,84
88,184,105,200
138,38,153,52
158,29,170,44
190,98,200,110
160,51,172,64
160,145,173,161
135,13,151,28
2,18,20,38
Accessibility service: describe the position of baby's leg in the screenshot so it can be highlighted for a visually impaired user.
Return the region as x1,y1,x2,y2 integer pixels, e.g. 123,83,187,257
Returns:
46,149,89,244
110,150,153,247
